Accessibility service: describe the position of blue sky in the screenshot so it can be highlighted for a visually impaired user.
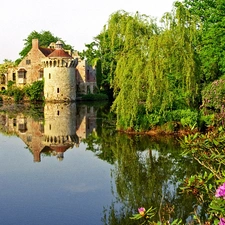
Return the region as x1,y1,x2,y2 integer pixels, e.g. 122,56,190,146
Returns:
0,0,176,63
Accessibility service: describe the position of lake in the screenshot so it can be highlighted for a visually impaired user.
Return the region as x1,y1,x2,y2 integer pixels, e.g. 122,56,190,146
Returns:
0,102,197,225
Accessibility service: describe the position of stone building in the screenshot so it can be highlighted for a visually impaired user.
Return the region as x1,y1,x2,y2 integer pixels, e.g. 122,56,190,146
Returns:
2,39,97,100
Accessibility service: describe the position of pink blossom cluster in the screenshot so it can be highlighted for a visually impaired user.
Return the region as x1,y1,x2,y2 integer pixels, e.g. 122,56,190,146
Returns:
215,183,225,199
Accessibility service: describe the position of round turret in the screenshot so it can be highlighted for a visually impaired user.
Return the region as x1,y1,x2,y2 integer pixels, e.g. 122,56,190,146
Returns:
42,41,77,102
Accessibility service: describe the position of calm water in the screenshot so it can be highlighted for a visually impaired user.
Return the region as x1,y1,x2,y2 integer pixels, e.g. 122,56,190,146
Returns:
0,102,197,225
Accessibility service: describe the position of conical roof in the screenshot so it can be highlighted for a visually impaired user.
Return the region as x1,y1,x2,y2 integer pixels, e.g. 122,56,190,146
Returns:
47,49,73,58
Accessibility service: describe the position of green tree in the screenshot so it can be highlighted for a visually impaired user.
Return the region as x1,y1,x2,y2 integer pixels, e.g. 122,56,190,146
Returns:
184,0,225,82
107,5,201,131
0,59,15,74
24,80,44,101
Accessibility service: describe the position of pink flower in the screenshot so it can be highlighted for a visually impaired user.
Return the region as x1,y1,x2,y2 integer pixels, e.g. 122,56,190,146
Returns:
138,207,146,216
215,183,225,199
219,218,225,225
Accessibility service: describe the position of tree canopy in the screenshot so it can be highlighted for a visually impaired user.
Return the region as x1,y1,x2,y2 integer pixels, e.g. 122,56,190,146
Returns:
184,0,225,81
0,59,15,74
104,6,201,130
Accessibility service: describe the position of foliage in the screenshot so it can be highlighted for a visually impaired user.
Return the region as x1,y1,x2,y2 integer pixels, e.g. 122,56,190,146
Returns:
106,4,201,131
184,0,225,82
0,59,15,74
130,206,183,225
95,59,102,89
129,207,156,224
13,88,25,102
24,80,44,101
1,81,25,102
1,80,44,102
7,80,15,89
165,109,199,129
180,127,225,223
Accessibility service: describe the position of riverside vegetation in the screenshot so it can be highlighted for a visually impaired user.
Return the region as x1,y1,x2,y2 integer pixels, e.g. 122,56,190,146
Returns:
1,0,225,224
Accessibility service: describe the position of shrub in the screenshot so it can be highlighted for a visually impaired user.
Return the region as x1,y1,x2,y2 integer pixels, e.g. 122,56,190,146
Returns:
13,88,25,102
24,80,44,101
202,77,225,112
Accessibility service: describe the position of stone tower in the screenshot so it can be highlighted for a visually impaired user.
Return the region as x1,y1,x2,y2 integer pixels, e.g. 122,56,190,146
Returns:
42,41,78,102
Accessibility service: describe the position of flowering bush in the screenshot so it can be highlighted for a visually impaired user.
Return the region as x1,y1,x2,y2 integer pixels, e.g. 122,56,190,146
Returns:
210,181,225,224
201,77,225,112
215,183,225,199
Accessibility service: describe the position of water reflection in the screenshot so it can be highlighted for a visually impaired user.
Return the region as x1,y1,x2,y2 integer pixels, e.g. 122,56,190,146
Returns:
0,103,97,162
0,103,199,224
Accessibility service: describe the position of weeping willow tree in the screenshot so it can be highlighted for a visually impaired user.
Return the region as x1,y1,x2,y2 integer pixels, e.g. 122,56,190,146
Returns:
145,2,201,113
109,3,202,131
108,10,160,130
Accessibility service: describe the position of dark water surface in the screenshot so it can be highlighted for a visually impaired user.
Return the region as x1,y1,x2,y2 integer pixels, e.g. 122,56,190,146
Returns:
0,102,197,225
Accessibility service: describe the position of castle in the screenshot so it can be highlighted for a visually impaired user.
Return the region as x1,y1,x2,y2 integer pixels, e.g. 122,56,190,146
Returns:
1,39,97,101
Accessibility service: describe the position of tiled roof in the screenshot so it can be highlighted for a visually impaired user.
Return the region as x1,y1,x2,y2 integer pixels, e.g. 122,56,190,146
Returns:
47,49,73,58
39,47,54,56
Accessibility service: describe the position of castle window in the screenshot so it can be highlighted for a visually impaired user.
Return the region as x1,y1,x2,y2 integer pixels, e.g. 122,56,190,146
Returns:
57,110,60,116
26,59,31,65
49,124,51,130
18,123,27,133
49,73,51,79
27,136,32,142
18,69,27,78
0,74,5,84
13,119,17,127
57,88,59,93
13,73,16,81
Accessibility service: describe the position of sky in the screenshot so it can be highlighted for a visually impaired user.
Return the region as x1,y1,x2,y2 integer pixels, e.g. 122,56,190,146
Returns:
0,0,176,63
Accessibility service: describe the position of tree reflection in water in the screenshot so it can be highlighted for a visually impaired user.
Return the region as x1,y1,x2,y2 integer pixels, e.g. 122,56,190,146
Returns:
84,110,200,225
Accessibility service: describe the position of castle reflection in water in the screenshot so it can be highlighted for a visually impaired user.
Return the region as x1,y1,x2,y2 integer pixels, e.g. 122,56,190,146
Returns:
0,103,97,162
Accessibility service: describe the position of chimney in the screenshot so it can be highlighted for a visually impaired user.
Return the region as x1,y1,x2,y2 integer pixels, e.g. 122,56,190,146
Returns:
33,150,41,162
32,39,39,50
